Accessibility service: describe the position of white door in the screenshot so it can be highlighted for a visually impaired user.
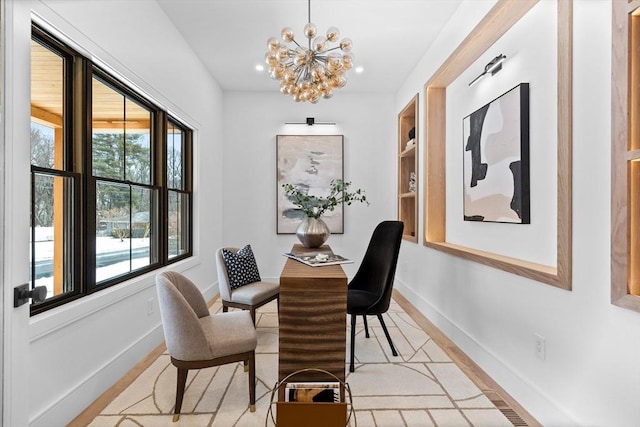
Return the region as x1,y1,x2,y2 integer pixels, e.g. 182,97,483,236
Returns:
3,0,33,425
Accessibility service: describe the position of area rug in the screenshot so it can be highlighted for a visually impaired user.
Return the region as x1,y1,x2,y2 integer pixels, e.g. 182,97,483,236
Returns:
86,296,529,427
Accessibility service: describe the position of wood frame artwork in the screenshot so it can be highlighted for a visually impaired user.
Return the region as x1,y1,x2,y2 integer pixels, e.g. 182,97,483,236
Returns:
463,83,530,224
276,135,344,234
423,0,573,290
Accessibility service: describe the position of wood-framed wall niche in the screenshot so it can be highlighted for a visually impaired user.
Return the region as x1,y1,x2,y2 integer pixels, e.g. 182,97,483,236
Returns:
422,0,573,290
611,0,640,312
398,94,418,242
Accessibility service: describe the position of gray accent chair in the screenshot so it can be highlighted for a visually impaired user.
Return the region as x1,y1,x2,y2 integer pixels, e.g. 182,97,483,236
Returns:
155,271,257,421
215,247,280,325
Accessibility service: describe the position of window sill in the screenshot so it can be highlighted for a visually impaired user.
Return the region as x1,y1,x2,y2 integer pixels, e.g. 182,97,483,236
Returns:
29,255,200,342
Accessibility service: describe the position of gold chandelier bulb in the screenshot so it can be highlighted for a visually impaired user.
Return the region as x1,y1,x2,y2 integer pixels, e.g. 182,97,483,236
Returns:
326,26,340,42
304,22,317,39
281,27,295,43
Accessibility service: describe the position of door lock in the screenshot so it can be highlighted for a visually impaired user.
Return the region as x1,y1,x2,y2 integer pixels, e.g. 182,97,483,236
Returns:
14,283,47,307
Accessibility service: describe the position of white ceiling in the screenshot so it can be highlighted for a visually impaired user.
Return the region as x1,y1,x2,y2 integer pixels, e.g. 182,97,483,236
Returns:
156,0,463,94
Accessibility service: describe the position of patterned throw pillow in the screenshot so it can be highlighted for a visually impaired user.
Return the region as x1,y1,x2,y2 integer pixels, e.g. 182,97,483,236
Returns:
221,245,262,290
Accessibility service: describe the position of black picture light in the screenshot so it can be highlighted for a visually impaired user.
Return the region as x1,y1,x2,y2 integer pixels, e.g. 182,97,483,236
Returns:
469,54,506,86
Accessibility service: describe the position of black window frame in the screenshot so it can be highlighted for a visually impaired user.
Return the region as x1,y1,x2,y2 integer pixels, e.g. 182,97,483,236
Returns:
29,24,194,315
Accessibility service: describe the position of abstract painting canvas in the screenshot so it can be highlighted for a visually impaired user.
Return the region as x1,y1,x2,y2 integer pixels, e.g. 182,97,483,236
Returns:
463,83,530,224
276,135,344,234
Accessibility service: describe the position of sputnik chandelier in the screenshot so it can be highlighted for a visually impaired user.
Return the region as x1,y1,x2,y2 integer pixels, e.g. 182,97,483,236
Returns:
265,0,353,103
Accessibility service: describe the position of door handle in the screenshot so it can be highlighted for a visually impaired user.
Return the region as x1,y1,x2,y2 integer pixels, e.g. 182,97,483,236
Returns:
14,283,47,307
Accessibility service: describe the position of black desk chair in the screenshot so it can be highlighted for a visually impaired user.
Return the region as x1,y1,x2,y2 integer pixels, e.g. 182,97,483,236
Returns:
347,220,404,372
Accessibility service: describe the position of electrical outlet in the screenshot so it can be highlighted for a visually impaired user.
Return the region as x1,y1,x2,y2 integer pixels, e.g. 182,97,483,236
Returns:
147,298,154,316
534,333,546,360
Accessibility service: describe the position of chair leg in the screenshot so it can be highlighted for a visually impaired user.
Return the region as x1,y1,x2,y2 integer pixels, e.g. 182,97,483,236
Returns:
222,304,228,313
250,307,256,326
248,353,256,412
377,314,398,357
174,367,188,422
349,314,356,373
363,315,370,338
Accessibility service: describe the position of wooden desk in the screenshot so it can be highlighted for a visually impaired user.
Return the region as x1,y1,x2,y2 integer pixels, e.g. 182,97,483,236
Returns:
278,244,348,391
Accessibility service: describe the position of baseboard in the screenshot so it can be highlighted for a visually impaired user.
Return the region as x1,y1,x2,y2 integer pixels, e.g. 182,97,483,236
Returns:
394,279,579,427
29,324,165,427
203,281,219,302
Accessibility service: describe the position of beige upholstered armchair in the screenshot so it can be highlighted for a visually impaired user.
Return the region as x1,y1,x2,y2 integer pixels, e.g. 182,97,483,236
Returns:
155,271,257,421
216,246,279,324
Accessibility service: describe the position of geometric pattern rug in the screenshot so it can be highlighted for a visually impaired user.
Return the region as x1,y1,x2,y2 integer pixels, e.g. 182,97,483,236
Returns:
84,295,533,427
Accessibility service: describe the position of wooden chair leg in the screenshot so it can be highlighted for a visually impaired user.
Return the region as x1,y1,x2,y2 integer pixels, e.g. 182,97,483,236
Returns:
377,314,398,357
222,304,228,313
349,314,356,372
174,367,188,422
250,307,256,326
363,315,370,338
248,353,256,412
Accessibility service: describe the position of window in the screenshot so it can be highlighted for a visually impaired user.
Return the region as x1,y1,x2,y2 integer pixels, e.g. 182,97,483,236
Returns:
611,1,640,311
167,120,191,259
30,30,80,306
29,25,193,314
91,74,158,286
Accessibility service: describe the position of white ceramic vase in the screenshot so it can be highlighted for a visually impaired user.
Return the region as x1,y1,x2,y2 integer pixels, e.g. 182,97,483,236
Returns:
296,217,330,248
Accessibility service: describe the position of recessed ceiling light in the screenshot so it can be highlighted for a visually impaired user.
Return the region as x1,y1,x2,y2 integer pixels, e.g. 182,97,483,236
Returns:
255,64,265,72
355,66,364,74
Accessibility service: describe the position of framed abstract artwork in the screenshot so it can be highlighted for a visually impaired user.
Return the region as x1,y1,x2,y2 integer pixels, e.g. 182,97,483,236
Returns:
276,135,344,234
463,83,530,224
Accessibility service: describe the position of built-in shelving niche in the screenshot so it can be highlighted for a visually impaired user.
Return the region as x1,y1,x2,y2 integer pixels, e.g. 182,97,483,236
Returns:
398,94,418,242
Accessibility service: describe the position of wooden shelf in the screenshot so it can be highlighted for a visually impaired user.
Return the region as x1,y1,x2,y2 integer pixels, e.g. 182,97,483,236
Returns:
400,145,416,157
398,94,419,242
399,192,416,198
626,149,640,161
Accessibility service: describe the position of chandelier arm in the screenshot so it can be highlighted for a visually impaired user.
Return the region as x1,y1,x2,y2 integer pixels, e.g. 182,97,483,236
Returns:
293,65,305,85
303,66,311,83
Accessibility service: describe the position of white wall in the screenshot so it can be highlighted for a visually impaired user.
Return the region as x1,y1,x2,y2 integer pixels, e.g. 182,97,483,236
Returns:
396,1,640,426
221,91,396,280
5,1,225,425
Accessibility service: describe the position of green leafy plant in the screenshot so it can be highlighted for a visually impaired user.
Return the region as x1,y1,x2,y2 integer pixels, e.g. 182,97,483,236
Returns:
282,179,369,219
